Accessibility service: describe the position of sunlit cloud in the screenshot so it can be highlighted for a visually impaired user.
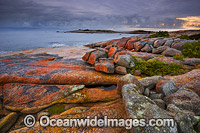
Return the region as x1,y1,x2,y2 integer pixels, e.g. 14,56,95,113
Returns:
176,16,200,30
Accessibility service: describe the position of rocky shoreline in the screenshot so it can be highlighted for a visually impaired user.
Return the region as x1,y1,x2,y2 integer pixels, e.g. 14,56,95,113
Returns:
0,32,200,132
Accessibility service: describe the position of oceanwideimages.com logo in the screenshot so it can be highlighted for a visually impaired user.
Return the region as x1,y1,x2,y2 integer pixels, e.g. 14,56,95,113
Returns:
24,115,175,129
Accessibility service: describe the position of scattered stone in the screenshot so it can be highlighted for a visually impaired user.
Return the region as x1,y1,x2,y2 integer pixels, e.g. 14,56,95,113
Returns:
149,93,163,100
115,66,127,75
159,80,178,97
122,83,177,133
153,99,165,109
87,49,107,65
114,54,135,68
141,44,153,53
134,41,147,52
108,47,117,58
153,39,166,48
143,88,150,97
94,63,115,74
117,74,144,95
0,112,18,132
152,46,169,54
162,48,183,57
99,58,114,64
163,39,173,47
139,76,165,90
164,88,200,115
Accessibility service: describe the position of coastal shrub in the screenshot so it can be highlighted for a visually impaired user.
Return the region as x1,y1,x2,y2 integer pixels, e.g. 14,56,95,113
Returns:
48,104,65,115
179,33,200,40
173,54,184,61
182,40,200,58
128,58,186,77
146,31,170,38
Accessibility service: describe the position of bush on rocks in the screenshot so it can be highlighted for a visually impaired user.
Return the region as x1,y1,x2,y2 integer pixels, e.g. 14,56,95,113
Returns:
146,31,170,38
128,58,186,76
182,40,200,58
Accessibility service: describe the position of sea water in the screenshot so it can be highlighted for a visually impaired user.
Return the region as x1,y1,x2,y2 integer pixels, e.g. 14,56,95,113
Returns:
0,29,139,54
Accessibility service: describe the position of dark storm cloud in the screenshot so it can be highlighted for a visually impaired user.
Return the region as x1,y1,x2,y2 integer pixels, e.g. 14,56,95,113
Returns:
0,0,199,29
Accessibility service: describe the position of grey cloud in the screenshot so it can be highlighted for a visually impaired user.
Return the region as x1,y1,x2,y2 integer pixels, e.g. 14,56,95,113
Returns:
0,0,199,29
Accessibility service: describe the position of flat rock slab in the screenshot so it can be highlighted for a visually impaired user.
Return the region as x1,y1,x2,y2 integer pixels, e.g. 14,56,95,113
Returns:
0,46,122,85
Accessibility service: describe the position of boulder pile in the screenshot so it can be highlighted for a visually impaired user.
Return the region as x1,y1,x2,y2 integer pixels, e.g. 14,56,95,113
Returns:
82,36,198,74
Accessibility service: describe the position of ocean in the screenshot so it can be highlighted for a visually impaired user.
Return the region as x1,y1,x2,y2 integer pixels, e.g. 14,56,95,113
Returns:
0,29,139,54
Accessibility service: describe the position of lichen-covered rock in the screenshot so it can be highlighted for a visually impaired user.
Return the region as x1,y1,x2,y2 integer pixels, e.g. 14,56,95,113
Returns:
158,80,178,97
114,54,135,68
164,88,200,115
0,112,18,132
87,49,107,65
141,44,153,53
153,39,166,48
129,51,158,60
163,39,173,47
166,69,200,96
139,76,165,90
115,66,127,75
94,63,115,73
162,48,183,57
134,41,147,52
152,46,169,54
117,74,144,95
99,58,114,64
3,83,85,109
153,99,165,109
108,47,117,58
122,84,177,133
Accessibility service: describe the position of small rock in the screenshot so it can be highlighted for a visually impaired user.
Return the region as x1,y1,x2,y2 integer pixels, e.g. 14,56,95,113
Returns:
0,112,18,132
141,44,153,53
159,80,178,97
153,99,165,109
156,80,169,93
114,54,135,68
152,46,170,54
117,74,144,95
149,93,163,100
134,41,147,52
164,88,200,115
153,39,166,48
162,48,183,57
139,76,165,90
115,66,127,75
87,49,107,65
94,63,115,73
108,47,117,58
99,58,114,64
163,39,173,47
144,88,150,96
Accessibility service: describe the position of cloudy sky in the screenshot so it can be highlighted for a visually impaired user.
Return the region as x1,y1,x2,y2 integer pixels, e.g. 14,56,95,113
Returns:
0,0,200,30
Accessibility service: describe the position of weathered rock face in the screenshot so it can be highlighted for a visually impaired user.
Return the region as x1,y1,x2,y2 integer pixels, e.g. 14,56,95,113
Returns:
164,88,200,115
141,44,153,53
117,74,144,95
152,46,169,54
114,54,135,68
115,66,127,75
0,112,18,132
134,41,147,52
94,62,115,73
122,83,177,133
153,39,166,48
139,76,165,90
86,49,107,65
162,48,183,57
166,69,200,96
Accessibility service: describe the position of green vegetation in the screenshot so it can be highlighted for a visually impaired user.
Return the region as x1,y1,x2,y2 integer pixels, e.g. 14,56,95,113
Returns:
182,40,200,58
48,104,65,115
128,58,187,77
145,31,170,38
173,54,184,61
179,33,200,40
